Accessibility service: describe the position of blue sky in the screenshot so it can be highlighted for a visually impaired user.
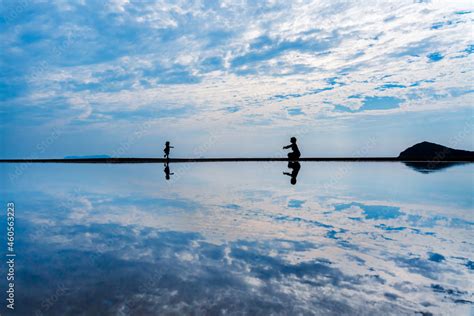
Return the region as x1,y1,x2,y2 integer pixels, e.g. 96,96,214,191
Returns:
0,0,473,158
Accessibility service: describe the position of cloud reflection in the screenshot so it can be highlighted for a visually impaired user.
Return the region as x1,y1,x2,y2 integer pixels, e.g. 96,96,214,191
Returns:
1,162,472,315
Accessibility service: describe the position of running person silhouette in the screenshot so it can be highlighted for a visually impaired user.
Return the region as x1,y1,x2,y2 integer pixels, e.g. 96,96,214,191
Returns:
283,137,301,160
164,141,174,160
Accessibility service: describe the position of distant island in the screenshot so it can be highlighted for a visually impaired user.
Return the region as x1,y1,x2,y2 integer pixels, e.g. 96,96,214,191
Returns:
0,141,473,163
398,141,474,161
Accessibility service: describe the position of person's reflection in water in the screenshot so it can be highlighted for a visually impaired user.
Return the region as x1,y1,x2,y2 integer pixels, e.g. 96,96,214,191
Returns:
283,161,301,185
164,162,174,180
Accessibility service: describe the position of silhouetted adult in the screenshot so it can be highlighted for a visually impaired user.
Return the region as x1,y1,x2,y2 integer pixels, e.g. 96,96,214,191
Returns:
283,161,301,185
283,137,301,160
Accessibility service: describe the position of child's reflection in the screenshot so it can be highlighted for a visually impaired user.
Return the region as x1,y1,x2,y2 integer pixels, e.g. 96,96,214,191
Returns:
164,162,174,180
283,161,301,185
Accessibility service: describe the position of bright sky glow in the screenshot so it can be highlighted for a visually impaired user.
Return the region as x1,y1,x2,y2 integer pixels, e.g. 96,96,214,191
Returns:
1,0,473,158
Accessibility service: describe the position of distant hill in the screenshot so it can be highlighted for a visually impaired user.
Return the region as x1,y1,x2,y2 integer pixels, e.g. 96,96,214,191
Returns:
64,155,111,159
398,141,474,161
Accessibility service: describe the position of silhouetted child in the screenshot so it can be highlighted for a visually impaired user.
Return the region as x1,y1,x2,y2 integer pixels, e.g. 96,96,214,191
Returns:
164,141,174,159
283,137,301,160
164,162,174,180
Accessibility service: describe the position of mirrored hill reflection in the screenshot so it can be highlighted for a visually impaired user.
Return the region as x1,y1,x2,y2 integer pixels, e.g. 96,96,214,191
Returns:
0,161,472,315
403,161,469,174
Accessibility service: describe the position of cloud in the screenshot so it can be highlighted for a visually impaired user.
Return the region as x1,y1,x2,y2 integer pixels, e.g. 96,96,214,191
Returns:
1,0,473,156
230,31,340,71
287,108,304,116
143,63,202,85
287,199,305,208
12,176,474,315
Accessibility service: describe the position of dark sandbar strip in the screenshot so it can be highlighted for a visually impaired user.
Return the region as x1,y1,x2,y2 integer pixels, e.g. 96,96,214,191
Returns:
0,157,472,163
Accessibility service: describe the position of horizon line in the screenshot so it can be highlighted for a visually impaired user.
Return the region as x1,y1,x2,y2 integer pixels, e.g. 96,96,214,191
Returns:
0,157,473,163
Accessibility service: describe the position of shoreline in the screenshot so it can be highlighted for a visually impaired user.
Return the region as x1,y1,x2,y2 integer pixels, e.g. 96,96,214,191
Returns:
0,158,472,163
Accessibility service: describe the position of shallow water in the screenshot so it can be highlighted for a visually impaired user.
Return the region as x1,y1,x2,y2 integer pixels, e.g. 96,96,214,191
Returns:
0,162,473,315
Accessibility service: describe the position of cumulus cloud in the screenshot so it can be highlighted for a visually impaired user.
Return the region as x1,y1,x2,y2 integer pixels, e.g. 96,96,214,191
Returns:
1,0,473,157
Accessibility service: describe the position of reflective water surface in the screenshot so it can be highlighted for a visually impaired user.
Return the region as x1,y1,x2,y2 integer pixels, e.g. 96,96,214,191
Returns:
0,162,473,315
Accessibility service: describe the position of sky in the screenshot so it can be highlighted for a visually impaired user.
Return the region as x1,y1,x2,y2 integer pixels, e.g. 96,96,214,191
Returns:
0,0,473,158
